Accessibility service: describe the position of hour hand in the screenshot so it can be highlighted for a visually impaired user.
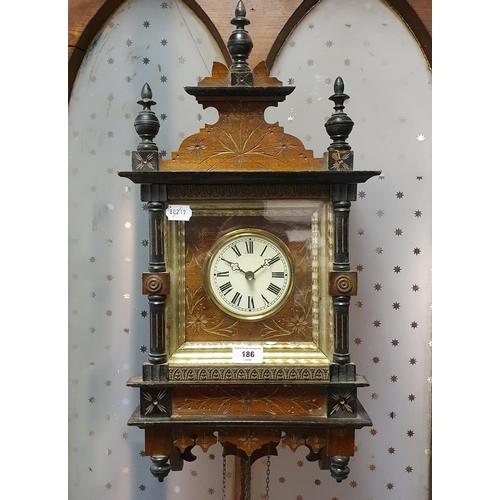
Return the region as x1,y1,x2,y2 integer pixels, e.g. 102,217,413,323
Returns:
253,254,280,275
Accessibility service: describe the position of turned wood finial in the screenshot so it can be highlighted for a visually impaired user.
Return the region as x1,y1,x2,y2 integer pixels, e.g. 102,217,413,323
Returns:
227,1,254,85
134,83,160,151
325,77,354,151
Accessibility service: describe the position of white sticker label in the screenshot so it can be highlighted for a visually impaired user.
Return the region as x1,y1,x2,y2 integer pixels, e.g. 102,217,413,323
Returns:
232,346,263,364
166,205,192,221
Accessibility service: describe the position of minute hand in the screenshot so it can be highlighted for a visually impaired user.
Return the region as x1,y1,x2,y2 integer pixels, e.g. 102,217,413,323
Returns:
253,254,281,274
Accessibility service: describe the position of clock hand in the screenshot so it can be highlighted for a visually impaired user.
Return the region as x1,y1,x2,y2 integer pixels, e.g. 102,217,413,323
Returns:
253,255,280,275
221,257,246,274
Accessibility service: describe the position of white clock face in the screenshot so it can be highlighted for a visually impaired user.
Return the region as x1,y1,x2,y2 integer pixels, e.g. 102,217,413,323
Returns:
204,229,295,321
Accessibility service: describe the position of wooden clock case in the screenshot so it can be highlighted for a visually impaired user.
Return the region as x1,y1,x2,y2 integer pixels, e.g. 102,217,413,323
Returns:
118,1,381,490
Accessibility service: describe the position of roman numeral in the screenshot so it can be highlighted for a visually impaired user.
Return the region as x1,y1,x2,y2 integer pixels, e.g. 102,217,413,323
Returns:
268,255,280,265
216,271,229,277
260,245,268,256
247,296,255,309
261,294,269,305
267,283,281,295
219,282,233,295
245,240,254,254
272,272,285,279
231,245,241,257
231,291,242,306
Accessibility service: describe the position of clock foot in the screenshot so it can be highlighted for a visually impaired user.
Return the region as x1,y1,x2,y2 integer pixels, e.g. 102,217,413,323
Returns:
150,455,171,482
330,455,350,483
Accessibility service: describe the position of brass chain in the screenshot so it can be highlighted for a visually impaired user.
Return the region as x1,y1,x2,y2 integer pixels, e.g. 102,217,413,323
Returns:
222,446,227,500
265,450,271,500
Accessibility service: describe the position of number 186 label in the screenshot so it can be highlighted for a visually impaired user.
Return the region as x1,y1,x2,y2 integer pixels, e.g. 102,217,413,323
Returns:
232,346,263,364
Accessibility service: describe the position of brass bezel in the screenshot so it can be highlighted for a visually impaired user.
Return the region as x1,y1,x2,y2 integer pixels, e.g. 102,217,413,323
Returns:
203,228,296,322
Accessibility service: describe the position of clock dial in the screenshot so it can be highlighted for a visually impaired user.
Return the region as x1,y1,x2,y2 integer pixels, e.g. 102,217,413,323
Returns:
204,229,295,321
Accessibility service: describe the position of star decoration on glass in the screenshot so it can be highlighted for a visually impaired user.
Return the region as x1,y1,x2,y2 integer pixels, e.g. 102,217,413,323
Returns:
391,339,399,346
410,358,417,365
374,283,382,291
358,228,364,236
190,470,198,477
395,228,403,236
358,190,366,198
126,39,132,46
389,411,396,419
278,476,286,483
208,488,215,495
142,57,150,65
161,2,169,8
356,265,364,272
326,40,333,47
105,483,112,489
107,93,114,102
376,209,384,217
143,21,150,28
407,430,414,437
373,320,381,327
178,57,185,64
386,483,394,490
406,466,413,473
372,356,380,364
354,337,362,345
396,191,404,199
408,394,416,401
350,481,357,488
161,38,168,46
106,274,113,281
370,428,378,435
417,134,425,141
141,310,148,318
89,396,95,403
139,484,146,491
306,59,314,66
390,375,398,382
375,247,383,254
160,75,168,83
388,447,395,454
314,479,321,486
411,321,418,328
369,464,376,471
141,240,149,246
392,302,401,310
413,247,421,255
107,58,114,65
355,300,363,308
89,256,96,263
344,59,351,66
412,284,419,292
140,345,147,353
106,310,112,316
289,40,296,47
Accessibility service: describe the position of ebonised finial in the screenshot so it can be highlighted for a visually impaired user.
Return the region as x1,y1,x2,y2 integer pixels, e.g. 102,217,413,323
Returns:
227,1,253,85
134,83,160,151
325,77,354,151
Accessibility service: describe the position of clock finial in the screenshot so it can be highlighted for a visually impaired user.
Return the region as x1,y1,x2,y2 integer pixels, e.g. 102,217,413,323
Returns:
227,1,254,86
325,76,354,152
134,83,160,151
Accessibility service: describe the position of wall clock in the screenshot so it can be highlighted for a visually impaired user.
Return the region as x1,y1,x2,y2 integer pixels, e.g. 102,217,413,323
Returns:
118,2,381,497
